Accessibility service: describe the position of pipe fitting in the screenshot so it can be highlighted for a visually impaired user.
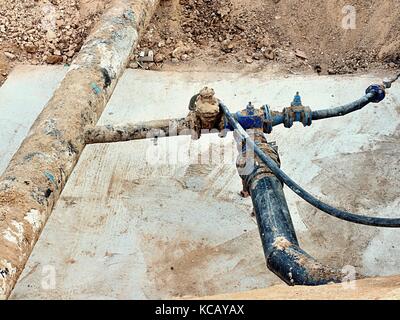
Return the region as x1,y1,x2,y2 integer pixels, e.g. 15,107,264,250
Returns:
186,87,224,139
282,105,313,128
250,175,344,286
366,84,386,103
235,132,280,194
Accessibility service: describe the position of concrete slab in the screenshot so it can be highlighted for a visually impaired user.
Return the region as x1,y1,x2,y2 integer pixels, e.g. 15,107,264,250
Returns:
0,65,68,175
9,69,400,299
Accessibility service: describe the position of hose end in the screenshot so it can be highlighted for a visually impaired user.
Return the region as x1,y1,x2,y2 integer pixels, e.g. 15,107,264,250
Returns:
383,78,392,89
366,84,386,103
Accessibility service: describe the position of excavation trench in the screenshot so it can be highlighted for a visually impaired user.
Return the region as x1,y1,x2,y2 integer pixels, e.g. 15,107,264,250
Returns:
1,0,400,300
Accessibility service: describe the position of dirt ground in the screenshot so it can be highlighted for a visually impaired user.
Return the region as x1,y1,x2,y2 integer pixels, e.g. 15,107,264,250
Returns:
133,0,400,74
0,0,110,85
1,0,400,85
196,275,400,300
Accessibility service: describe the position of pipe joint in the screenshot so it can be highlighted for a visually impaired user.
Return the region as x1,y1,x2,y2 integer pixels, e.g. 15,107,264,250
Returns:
236,133,280,194
366,84,386,103
186,87,224,139
282,92,313,128
266,238,343,286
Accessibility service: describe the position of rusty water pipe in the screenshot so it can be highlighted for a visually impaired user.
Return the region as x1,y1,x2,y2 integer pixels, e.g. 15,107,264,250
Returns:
0,0,160,299
85,118,189,144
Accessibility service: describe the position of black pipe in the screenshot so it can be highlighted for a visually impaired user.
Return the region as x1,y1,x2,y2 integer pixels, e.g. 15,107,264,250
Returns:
311,93,374,120
250,176,343,285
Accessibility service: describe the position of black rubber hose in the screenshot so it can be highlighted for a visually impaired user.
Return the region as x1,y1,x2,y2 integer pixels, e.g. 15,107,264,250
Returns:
311,93,374,120
220,102,400,228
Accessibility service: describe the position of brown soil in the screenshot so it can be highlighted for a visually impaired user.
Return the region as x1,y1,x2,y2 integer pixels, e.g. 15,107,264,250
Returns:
194,275,400,300
1,0,399,85
133,0,400,74
0,0,110,85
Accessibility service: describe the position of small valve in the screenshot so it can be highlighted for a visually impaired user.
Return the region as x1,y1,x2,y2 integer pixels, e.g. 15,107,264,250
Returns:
291,92,303,107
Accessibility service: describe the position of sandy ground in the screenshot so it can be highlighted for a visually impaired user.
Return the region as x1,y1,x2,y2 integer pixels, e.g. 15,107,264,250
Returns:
197,275,400,300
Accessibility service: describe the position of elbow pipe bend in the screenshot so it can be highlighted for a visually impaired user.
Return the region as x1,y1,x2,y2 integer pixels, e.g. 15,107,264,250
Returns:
250,175,343,285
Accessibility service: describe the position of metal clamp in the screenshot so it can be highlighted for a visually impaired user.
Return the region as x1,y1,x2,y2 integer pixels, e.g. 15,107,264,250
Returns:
262,104,273,134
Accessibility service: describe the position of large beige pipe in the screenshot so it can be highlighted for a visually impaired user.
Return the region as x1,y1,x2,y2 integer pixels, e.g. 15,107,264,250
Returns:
84,118,190,144
0,0,159,299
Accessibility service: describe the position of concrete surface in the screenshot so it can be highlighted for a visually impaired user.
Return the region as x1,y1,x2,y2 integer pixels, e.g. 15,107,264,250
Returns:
4,69,400,299
0,65,68,175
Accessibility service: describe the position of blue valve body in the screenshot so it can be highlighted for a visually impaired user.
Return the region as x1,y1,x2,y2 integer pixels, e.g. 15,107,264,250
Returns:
366,84,385,103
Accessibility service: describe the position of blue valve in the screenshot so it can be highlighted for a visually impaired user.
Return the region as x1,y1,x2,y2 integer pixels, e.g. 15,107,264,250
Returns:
366,84,385,103
291,92,302,107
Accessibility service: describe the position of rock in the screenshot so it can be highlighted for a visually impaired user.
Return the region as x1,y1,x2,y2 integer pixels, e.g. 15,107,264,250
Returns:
172,43,190,59
0,0,107,69
252,52,263,60
295,49,308,60
4,52,16,60
148,62,158,70
245,57,253,64
46,30,57,41
154,53,165,63
314,64,322,74
221,39,234,53
46,54,63,64
25,44,38,54
217,7,230,18
328,68,336,75
128,62,138,69
263,49,275,60
66,50,75,58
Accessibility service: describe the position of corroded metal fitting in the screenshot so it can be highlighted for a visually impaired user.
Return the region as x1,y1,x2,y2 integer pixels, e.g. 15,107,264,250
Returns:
282,105,312,128
185,87,224,139
235,131,281,193
281,92,313,128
